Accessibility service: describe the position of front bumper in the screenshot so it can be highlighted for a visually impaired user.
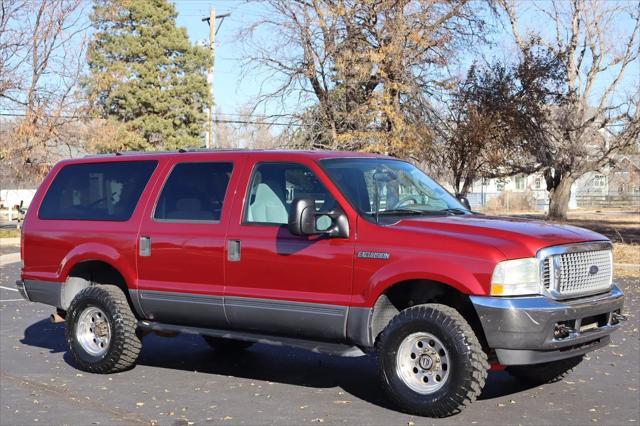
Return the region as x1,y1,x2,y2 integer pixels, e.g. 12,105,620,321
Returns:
470,285,624,365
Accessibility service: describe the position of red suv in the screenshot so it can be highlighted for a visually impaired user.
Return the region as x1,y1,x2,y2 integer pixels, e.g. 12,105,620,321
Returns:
17,150,625,417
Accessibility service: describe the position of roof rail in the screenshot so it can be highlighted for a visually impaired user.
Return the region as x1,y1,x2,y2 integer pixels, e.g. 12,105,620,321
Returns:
83,147,269,158
177,147,252,152
83,150,172,158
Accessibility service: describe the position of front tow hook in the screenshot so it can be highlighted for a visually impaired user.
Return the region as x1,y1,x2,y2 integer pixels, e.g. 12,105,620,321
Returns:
612,312,628,323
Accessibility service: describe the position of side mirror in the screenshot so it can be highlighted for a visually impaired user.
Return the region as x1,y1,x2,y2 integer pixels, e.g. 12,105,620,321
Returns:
288,198,349,238
456,195,471,210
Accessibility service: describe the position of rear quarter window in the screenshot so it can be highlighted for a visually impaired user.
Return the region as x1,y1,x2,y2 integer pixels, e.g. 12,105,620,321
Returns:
39,161,157,221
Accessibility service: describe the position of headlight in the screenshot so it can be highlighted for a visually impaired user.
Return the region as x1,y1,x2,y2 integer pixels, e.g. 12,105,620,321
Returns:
490,258,540,296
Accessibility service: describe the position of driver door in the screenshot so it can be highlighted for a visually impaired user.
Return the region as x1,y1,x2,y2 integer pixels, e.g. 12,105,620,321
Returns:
224,159,355,341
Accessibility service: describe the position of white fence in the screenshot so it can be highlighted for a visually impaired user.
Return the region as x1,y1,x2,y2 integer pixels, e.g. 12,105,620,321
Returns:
468,190,639,211
467,192,549,211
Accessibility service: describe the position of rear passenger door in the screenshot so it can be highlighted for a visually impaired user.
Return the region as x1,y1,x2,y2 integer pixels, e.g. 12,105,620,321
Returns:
135,157,243,327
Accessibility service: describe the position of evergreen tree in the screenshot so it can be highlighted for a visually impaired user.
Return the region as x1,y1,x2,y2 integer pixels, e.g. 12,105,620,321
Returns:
87,0,210,150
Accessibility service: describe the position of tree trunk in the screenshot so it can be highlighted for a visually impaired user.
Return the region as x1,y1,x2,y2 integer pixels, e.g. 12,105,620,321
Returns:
547,176,575,220
459,176,473,198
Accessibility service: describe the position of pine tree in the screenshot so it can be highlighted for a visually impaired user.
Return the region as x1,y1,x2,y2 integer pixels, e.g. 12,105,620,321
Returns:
87,0,210,150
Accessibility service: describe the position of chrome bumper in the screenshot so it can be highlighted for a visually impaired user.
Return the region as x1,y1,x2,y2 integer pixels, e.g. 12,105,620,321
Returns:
470,285,624,365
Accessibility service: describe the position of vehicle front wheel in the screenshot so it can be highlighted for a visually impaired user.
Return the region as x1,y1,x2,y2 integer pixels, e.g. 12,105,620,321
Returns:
65,285,141,373
376,303,489,417
507,355,584,385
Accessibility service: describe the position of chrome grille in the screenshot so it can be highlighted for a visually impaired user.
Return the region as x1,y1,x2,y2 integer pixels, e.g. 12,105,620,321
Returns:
538,242,614,299
542,258,551,290
554,249,612,297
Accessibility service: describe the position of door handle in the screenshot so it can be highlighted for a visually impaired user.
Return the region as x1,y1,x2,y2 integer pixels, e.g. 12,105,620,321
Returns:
227,240,241,262
139,236,151,257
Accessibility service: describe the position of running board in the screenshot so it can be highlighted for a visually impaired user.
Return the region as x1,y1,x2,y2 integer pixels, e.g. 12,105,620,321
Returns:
137,320,366,357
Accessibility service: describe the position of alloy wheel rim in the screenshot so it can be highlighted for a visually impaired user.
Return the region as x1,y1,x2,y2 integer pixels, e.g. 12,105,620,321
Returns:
76,306,111,357
395,331,450,394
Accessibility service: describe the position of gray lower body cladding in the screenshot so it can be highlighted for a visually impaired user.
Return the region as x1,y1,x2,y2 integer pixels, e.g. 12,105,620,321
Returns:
470,286,624,365
17,281,373,347
135,290,227,329
17,280,62,308
225,296,347,341
133,290,372,347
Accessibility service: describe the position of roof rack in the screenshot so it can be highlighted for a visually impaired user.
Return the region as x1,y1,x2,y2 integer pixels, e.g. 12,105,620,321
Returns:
83,148,258,158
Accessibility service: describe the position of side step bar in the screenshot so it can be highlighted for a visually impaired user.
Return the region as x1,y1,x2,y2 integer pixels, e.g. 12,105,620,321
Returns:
137,320,366,357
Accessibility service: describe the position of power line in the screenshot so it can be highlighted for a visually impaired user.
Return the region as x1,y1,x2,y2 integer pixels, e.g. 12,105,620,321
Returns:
214,118,297,126
0,111,298,127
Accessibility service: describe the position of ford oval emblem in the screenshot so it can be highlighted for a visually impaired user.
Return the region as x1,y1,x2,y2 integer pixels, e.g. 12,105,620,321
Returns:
589,265,599,275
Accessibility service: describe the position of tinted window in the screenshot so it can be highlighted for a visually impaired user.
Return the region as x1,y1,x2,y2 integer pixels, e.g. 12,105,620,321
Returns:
39,161,157,221
245,163,336,225
322,158,465,222
154,162,233,222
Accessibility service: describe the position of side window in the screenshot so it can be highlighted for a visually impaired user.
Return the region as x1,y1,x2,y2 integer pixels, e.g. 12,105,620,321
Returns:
39,161,157,221
154,162,233,222
245,163,337,225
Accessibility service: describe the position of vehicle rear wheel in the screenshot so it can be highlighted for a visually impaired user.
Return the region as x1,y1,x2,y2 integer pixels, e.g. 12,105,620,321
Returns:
65,285,141,373
202,335,253,351
376,303,488,417
507,355,584,385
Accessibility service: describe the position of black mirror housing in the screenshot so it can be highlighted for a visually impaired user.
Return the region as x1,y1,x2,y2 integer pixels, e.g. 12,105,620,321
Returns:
288,198,316,236
456,195,471,210
288,198,349,238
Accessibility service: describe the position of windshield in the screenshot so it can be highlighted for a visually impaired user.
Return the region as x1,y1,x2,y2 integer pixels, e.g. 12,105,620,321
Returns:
321,158,468,222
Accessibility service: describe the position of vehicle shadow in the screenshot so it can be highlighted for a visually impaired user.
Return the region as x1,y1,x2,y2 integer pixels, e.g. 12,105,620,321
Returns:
274,226,326,255
20,318,67,353
20,318,539,410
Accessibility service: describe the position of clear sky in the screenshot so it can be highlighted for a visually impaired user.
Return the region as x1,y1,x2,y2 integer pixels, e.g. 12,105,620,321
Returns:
1,0,636,123
172,0,277,119
172,0,639,122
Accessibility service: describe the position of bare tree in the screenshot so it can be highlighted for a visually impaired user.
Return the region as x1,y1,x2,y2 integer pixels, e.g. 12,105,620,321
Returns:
431,44,568,197
500,0,640,219
0,0,28,99
241,0,487,157
0,0,88,182
214,107,281,149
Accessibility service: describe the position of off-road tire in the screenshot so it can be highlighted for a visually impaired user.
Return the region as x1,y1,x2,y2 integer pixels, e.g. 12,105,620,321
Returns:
65,285,141,373
202,335,253,351
507,355,584,385
376,303,489,417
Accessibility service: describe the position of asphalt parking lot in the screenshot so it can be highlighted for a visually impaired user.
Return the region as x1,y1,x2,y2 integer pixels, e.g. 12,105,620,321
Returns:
1,253,638,425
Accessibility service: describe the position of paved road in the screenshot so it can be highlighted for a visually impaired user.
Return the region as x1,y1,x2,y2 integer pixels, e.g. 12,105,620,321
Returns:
1,256,638,425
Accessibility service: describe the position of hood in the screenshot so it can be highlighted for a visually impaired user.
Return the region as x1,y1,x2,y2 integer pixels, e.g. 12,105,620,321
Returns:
392,214,608,259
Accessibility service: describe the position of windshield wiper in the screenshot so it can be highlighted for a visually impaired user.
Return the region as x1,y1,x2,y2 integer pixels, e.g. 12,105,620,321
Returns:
373,208,470,217
442,208,469,215
376,208,427,215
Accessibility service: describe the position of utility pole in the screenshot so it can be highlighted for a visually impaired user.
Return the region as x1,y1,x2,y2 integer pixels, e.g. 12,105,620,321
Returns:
202,8,230,149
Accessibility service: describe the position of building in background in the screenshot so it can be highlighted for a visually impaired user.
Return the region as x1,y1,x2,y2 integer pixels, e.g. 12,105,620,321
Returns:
467,154,640,211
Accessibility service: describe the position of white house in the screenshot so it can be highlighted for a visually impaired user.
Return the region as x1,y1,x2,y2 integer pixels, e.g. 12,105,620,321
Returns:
466,154,640,211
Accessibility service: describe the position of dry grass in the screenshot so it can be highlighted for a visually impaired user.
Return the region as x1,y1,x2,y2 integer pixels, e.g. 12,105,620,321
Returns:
614,243,640,264
0,228,20,239
614,243,640,278
486,208,640,243
565,209,640,243
483,208,640,278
